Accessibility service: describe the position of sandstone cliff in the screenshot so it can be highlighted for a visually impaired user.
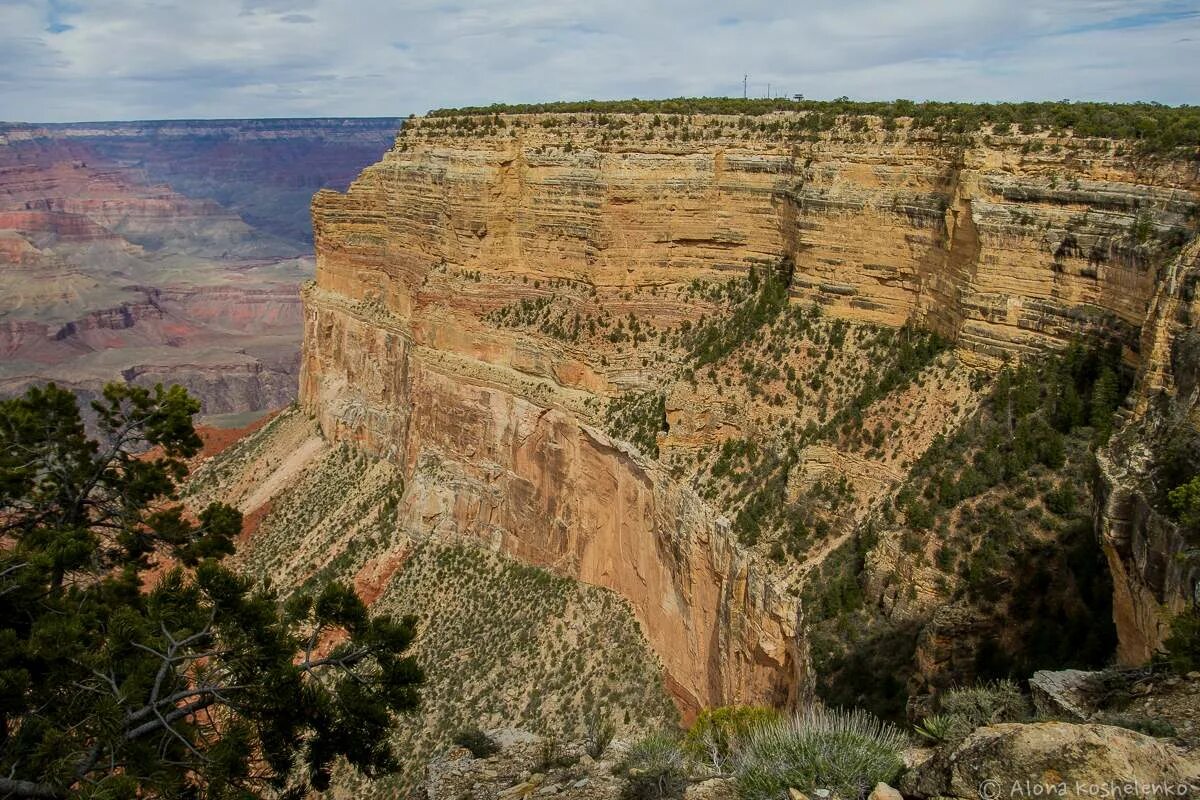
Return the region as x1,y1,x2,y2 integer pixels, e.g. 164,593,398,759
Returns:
1097,236,1200,662
299,109,1197,713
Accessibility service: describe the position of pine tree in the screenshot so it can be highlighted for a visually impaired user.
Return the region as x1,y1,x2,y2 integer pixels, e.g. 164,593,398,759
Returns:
1090,367,1119,443
0,383,423,799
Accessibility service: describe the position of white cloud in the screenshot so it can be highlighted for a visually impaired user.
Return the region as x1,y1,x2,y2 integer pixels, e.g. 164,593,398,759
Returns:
1,0,1196,121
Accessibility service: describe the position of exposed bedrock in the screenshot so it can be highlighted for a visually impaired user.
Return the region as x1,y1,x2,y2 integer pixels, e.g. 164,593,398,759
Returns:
1097,238,1200,663
301,112,1199,707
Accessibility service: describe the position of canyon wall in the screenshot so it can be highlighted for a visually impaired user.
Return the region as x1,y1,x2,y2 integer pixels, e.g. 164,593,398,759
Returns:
0,118,399,418
1097,237,1200,663
301,111,1199,709
302,285,804,713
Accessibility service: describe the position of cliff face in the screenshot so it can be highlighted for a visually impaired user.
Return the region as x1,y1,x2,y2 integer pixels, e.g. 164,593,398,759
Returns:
1097,237,1200,663
301,285,805,713
302,112,1198,710
0,118,399,418
312,116,1195,355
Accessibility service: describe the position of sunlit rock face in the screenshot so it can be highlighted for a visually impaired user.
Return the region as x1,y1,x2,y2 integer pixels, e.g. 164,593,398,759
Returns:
301,110,1198,710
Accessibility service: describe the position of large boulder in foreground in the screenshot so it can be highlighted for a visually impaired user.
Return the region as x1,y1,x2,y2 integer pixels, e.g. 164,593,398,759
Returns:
902,722,1199,798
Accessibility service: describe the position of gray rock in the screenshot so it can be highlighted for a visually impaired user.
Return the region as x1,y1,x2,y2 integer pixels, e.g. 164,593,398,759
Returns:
902,721,1200,799
1029,669,1101,721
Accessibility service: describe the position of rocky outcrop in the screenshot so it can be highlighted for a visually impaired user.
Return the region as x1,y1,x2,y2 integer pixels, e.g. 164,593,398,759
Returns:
1029,670,1103,722
903,722,1200,798
419,729,622,800
301,285,804,714
1097,238,1200,663
301,110,1199,711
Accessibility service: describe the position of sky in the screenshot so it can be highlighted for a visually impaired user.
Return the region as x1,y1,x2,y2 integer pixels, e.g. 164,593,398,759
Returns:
1,0,1198,122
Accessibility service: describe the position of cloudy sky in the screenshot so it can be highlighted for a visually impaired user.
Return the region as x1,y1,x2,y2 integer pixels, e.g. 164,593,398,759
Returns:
2,0,1198,122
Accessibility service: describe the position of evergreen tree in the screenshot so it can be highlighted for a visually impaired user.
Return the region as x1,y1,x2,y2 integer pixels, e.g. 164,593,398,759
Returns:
0,383,422,799
1090,367,1120,443
1168,475,1200,530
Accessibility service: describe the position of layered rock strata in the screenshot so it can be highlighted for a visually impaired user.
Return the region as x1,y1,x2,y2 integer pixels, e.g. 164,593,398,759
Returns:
302,111,1199,708
1097,238,1200,662
0,118,399,417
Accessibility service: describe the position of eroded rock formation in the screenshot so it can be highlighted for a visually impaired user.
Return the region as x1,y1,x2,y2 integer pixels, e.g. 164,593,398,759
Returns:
1097,237,1200,662
0,118,399,417
299,110,1198,710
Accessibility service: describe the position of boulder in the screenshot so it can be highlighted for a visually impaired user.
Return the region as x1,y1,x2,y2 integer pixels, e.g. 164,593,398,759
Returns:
902,722,1200,798
868,783,903,800
1029,669,1102,721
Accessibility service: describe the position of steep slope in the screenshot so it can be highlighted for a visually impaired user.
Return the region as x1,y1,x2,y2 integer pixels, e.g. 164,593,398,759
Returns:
184,408,678,796
1096,236,1200,662
295,106,1197,719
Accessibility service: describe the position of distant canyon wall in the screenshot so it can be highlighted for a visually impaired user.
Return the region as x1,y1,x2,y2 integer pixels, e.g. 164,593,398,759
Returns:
0,118,400,417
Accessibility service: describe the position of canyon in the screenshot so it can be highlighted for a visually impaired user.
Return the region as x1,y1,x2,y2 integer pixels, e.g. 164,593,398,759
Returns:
177,104,1200,793
201,104,1195,719
0,118,400,419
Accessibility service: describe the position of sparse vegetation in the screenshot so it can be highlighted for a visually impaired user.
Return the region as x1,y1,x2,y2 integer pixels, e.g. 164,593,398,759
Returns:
807,340,1129,721
605,390,668,457
733,707,906,800
683,705,781,775
342,542,678,797
424,98,1200,154
617,733,689,800
685,260,794,367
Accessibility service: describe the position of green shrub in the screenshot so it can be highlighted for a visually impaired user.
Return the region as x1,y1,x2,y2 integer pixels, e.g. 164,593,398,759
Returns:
1168,476,1200,530
928,680,1031,746
453,726,499,758
940,679,1029,721
734,707,906,800
1093,712,1177,738
1162,606,1200,674
617,733,689,799
684,705,780,774
1043,482,1078,516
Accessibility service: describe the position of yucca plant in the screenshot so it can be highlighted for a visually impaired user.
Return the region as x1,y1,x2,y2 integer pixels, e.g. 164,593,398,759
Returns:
913,713,956,744
684,705,781,775
938,680,1029,729
734,707,906,800
586,708,617,759
617,733,689,800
